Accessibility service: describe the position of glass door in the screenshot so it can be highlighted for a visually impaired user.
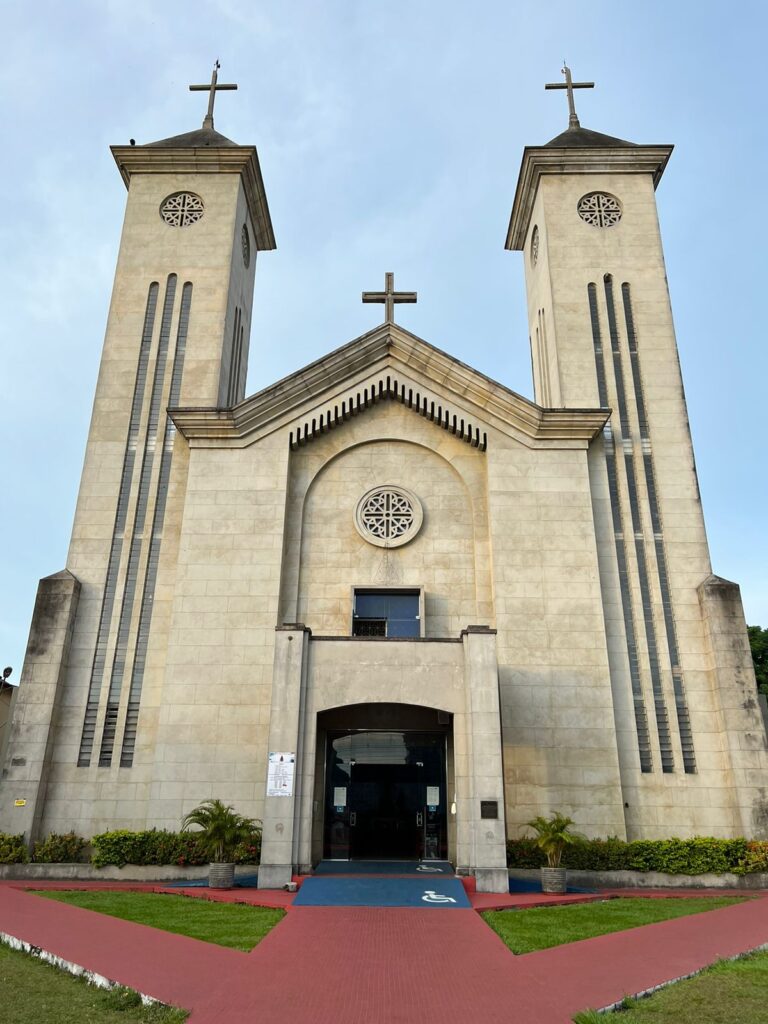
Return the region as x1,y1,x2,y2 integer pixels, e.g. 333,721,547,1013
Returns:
323,729,447,861
349,762,422,859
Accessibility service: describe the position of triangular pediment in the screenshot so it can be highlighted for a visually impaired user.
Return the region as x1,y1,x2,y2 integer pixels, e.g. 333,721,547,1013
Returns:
170,322,608,449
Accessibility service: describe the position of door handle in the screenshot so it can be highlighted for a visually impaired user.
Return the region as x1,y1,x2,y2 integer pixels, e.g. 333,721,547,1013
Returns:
416,812,423,827
350,812,357,826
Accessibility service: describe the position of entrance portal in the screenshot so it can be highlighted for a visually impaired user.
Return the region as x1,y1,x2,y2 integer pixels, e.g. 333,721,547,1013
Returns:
319,708,451,862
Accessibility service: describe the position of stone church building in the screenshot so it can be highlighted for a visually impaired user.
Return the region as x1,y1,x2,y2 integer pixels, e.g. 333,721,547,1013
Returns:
2,70,766,892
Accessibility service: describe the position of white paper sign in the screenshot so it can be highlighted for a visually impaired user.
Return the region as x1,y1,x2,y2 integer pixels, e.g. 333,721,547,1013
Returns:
267,752,295,797
333,787,347,807
426,786,440,805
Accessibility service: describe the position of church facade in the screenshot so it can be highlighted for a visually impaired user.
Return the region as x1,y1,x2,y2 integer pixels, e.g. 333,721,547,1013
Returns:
2,75,766,892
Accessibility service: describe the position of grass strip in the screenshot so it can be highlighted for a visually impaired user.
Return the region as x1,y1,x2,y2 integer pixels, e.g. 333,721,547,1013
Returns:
574,949,768,1023
36,890,284,952
0,941,187,1024
483,896,743,954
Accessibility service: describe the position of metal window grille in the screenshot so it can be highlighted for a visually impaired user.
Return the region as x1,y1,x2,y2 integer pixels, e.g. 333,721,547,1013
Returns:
97,275,177,767
588,283,653,772
604,276,674,772
120,282,193,767
621,283,696,772
77,282,159,766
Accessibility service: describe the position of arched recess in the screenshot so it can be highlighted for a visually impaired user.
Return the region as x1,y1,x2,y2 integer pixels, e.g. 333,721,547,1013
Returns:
311,702,456,864
278,401,493,636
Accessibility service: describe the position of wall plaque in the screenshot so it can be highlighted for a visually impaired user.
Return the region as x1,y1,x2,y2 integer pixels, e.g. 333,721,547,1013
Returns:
480,800,498,820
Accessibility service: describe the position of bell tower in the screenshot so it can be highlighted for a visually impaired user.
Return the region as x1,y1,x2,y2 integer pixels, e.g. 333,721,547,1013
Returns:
505,68,768,836
70,66,275,768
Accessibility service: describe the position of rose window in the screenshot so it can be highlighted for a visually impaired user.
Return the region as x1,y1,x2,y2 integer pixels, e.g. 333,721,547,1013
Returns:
577,192,622,228
160,192,205,227
354,486,423,548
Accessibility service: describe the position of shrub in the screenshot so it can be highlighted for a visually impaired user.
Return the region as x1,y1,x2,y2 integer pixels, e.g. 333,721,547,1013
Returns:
507,836,755,875
0,833,29,864
90,828,261,868
233,836,262,865
91,830,207,868
32,831,88,863
737,841,768,875
506,837,546,868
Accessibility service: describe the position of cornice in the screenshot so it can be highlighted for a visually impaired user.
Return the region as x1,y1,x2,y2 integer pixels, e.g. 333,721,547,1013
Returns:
170,324,609,449
110,145,276,251
505,144,673,251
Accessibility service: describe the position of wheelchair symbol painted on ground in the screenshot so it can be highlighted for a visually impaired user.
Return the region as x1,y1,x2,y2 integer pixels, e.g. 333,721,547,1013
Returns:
421,890,457,903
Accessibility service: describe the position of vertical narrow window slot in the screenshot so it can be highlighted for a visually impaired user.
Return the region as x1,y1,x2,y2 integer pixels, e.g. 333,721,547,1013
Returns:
236,322,245,400
604,276,674,772
622,284,696,772
536,310,551,406
97,275,177,767
588,283,653,772
77,282,159,767
120,282,193,767
227,306,242,406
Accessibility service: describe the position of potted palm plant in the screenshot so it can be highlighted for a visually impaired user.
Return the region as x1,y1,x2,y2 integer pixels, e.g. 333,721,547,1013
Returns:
181,799,261,890
526,812,582,894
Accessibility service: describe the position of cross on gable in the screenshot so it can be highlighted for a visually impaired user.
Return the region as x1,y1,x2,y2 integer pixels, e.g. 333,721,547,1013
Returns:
189,60,238,130
362,272,417,325
545,63,594,129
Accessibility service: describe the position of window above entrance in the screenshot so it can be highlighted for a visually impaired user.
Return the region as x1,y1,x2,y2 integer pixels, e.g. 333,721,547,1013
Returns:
352,589,421,638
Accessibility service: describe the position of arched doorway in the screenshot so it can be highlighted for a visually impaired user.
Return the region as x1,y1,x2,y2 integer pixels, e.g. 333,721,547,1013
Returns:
313,703,453,863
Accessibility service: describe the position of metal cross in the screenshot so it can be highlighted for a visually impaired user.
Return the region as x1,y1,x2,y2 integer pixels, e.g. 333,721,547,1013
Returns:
189,60,238,130
545,63,594,129
362,272,417,325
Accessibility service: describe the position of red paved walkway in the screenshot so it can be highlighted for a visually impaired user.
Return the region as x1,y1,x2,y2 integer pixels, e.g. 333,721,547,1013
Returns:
1,882,767,1022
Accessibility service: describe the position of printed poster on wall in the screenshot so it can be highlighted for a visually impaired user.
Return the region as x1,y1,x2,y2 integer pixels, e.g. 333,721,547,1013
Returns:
267,752,296,797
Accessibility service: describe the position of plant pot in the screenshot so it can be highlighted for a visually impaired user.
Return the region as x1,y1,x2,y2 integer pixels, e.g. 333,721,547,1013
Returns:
209,862,235,889
541,867,567,894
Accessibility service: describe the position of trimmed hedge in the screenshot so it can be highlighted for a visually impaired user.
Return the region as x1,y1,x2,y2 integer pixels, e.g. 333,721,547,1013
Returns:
91,829,261,868
0,833,29,864
508,836,768,875
32,832,88,864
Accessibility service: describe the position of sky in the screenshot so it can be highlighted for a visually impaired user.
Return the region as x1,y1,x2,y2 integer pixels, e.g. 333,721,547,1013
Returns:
1,0,767,681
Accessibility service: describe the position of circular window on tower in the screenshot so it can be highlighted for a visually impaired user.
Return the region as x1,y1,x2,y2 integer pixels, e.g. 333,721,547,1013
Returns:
577,192,622,228
241,224,251,268
530,225,539,266
354,485,424,548
159,191,205,227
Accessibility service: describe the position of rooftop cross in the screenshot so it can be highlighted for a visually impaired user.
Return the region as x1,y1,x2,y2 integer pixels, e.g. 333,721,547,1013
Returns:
362,272,417,325
189,60,238,130
545,63,594,129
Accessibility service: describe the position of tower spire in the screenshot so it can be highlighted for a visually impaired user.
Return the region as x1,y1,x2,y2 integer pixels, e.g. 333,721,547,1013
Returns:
189,60,238,130
545,63,594,129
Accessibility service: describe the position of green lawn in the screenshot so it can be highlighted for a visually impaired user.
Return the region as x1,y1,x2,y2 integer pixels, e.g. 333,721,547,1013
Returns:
36,891,285,952
574,950,768,1023
483,897,743,954
0,942,187,1024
